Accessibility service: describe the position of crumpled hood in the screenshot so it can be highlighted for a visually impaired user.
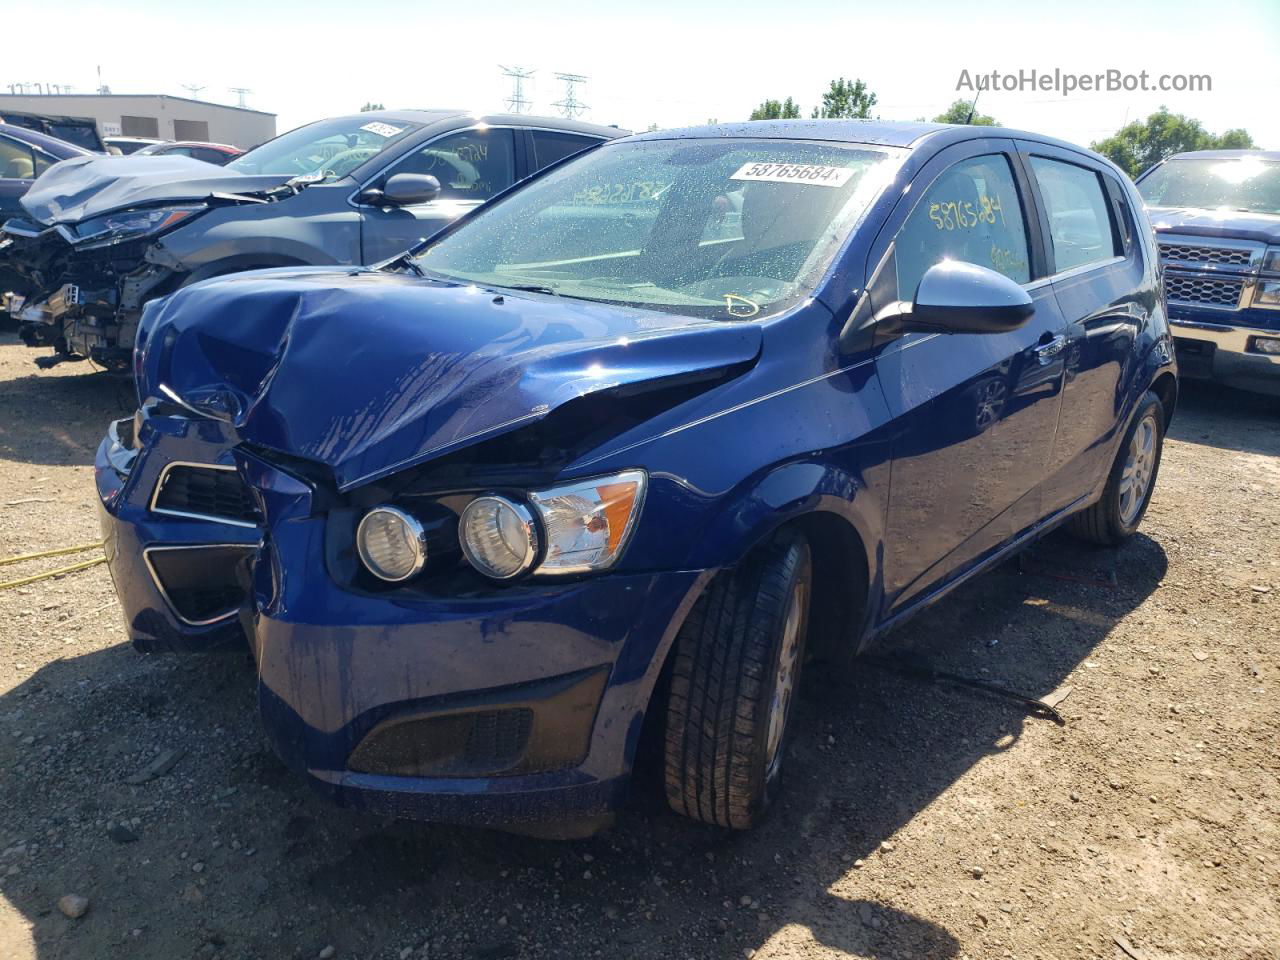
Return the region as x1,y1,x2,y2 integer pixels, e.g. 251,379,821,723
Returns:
139,268,762,490
21,154,293,225
1147,206,1280,246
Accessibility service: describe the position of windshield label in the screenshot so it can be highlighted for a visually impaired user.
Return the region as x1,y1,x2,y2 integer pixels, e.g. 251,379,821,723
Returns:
360,121,405,139
729,162,854,187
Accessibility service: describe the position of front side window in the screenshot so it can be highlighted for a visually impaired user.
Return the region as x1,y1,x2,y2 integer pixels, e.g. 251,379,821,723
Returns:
228,116,421,182
395,129,516,201
894,154,1031,300
415,138,901,319
1137,157,1280,216
1030,157,1118,272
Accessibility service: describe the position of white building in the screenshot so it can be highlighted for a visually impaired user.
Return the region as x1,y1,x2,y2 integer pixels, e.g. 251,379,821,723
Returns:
0,94,276,148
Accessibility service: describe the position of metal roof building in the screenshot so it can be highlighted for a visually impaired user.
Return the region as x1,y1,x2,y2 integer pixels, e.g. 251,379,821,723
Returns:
0,94,276,149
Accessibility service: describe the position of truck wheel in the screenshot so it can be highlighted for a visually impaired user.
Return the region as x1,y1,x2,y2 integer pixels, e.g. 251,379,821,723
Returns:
664,529,812,829
1070,391,1165,546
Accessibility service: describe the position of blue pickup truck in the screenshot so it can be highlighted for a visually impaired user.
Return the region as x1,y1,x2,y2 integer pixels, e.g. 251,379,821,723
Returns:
1137,150,1280,395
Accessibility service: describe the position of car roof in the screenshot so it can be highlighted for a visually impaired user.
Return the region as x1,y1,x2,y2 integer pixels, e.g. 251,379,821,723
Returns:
0,121,92,158
340,109,627,139
161,141,241,151
624,119,1107,160
1163,149,1280,162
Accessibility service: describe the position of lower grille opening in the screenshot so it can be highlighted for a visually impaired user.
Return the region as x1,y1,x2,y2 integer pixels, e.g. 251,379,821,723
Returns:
144,545,256,625
1164,274,1243,309
349,708,535,778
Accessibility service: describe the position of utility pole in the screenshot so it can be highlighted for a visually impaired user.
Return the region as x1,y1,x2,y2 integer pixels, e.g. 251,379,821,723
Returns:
182,83,206,100
552,73,588,119
228,87,253,108
500,65,535,115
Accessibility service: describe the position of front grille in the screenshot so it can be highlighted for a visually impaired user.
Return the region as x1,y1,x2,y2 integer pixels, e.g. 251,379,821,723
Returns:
1164,274,1244,309
1159,242,1254,267
152,464,259,526
144,545,255,625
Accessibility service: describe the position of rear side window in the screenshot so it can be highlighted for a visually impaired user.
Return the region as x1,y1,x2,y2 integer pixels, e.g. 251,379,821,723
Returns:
1029,157,1119,272
397,129,517,202
0,135,37,180
894,154,1031,301
530,131,601,169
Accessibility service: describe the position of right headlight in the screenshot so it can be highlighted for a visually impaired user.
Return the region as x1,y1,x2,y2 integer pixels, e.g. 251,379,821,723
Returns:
459,470,647,580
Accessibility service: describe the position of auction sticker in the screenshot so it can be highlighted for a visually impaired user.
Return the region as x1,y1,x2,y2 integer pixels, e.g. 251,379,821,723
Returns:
729,162,854,187
360,121,405,138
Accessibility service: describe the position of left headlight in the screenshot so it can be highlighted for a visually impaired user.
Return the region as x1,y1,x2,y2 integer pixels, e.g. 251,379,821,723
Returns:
357,506,429,582
74,204,205,249
459,470,647,580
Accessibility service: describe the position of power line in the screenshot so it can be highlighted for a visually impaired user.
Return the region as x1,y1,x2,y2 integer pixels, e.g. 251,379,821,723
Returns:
552,73,589,119
228,87,253,108
500,65,535,115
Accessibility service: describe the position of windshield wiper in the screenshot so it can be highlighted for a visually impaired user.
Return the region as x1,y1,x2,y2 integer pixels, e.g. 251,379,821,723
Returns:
495,283,560,296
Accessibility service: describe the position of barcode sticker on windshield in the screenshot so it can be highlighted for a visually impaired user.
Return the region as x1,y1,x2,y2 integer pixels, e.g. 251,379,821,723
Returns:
360,121,405,138
729,162,854,187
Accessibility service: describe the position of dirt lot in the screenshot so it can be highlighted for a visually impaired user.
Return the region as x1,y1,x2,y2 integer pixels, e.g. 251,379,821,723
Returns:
0,333,1276,960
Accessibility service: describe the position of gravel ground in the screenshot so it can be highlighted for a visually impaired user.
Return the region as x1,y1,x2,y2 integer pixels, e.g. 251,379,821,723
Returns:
0,333,1277,960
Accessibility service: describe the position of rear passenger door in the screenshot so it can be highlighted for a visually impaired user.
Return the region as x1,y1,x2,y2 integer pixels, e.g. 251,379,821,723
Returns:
873,141,1069,614
1016,142,1148,516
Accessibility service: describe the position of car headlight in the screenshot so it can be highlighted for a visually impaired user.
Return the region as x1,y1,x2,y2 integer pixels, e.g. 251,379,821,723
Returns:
356,506,429,582
1256,280,1280,309
459,495,540,580
1262,246,1280,274
74,204,204,249
458,470,647,581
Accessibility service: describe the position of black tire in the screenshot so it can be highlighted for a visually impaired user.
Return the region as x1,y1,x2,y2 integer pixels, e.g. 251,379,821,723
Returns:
1070,390,1165,546
663,529,812,829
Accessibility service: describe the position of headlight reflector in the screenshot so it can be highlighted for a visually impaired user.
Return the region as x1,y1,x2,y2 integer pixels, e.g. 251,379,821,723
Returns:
75,204,204,248
529,470,646,575
357,506,428,582
459,496,539,580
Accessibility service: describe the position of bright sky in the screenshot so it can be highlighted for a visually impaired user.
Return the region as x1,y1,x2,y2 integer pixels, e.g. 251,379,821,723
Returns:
7,0,1278,150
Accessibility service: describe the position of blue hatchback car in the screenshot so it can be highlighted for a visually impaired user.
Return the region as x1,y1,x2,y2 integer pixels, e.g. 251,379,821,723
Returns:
96,120,1176,834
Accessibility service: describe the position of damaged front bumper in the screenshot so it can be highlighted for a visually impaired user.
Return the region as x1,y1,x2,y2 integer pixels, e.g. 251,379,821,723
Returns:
3,221,181,371
95,412,708,829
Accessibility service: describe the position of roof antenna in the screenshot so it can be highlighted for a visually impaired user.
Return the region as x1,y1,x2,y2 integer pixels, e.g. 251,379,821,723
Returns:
965,89,981,125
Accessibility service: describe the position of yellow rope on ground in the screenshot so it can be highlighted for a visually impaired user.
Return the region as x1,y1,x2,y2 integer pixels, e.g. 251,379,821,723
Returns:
0,541,105,567
0,556,107,591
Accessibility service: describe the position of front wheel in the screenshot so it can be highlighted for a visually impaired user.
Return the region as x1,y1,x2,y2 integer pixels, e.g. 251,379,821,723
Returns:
1070,391,1166,545
663,529,812,829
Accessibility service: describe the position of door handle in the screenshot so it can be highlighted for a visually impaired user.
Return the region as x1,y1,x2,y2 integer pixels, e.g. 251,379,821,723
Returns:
1034,334,1067,365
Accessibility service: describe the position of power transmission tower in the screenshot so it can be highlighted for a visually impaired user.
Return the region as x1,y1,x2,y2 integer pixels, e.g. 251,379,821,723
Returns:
552,73,588,119
228,87,253,108
500,65,535,114
182,83,206,100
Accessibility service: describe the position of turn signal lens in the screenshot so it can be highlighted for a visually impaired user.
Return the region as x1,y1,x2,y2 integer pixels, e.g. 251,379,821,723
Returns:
459,496,539,580
529,470,647,575
357,506,428,582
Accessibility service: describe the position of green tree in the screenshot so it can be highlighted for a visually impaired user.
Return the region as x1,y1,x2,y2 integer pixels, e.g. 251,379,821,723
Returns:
749,97,802,121
1091,107,1256,178
811,77,877,119
360,102,385,112
933,98,998,126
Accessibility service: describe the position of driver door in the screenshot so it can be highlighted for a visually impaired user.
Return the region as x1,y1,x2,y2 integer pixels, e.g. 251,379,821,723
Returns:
358,128,519,262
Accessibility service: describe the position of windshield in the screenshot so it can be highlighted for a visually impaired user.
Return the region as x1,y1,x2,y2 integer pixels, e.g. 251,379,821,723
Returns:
1138,157,1280,216
227,116,420,183
414,138,901,319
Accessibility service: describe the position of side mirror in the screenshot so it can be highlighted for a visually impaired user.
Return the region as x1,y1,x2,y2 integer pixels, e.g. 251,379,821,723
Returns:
363,173,441,207
908,260,1034,334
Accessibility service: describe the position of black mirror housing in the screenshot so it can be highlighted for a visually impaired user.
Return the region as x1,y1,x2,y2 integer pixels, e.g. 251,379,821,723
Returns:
370,173,442,207
909,260,1034,334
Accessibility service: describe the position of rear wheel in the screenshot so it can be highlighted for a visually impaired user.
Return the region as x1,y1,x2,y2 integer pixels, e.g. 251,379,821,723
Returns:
663,529,812,829
1070,391,1165,545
